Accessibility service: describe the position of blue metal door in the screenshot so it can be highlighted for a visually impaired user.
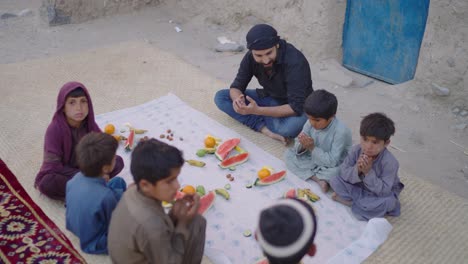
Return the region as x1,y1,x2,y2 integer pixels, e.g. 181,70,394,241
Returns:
342,0,430,84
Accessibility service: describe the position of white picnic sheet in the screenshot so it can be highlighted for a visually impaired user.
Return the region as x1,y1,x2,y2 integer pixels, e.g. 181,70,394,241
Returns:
95,93,392,264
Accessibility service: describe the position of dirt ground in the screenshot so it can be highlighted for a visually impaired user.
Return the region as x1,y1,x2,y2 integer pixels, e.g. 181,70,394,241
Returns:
1,1,467,199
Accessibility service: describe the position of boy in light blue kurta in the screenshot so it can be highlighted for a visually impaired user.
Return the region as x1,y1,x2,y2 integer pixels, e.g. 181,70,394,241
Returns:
285,90,352,193
330,113,404,221
66,132,127,254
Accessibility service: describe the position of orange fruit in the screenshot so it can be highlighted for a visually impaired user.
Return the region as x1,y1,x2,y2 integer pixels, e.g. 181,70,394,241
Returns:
204,136,216,148
104,124,115,135
257,168,271,180
181,185,196,195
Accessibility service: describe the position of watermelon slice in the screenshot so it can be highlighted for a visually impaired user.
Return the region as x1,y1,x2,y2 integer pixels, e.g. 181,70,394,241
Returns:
284,188,296,198
175,191,185,200
219,152,249,169
255,170,286,186
197,191,216,215
253,258,269,264
215,138,241,160
124,129,135,151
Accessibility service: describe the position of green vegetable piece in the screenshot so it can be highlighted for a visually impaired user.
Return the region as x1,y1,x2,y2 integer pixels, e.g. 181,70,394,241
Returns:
245,183,253,189
196,185,206,196
228,166,236,171
243,229,252,237
224,184,231,190
196,149,207,157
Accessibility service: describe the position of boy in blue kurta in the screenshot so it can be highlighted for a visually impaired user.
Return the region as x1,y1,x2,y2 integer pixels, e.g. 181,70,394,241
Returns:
330,113,405,221
66,132,127,254
285,90,352,193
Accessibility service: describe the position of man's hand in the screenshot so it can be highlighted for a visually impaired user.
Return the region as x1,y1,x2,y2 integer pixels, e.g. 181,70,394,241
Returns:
234,96,259,115
232,94,246,113
357,154,373,175
298,132,314,151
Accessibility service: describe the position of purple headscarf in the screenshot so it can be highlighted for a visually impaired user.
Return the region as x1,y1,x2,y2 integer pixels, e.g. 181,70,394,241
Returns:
36,82,101,181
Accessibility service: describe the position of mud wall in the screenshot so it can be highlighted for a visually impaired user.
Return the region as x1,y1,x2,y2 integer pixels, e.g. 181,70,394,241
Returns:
171,0,466,95
42,0,161,25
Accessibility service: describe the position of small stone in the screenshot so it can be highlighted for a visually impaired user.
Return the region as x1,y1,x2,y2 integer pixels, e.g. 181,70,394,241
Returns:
1,13,17,19
179,137,183,141
462,166,468,180
18,9,33,17
459,110,468,117
452,123,467,131
229,177,234,181
226,174,232,179
160,134,165,139
215,43,245,53
431,83,450,96
452,107,461,115
409,104,420,113
446,57,455,68
167,129,171,133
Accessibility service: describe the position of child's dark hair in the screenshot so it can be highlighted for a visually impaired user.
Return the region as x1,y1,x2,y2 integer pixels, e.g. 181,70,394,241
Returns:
360,113,395,141
76,132,118,177
130,139,184,185
67,87,86,98
303,89,338,119
257,198,317,264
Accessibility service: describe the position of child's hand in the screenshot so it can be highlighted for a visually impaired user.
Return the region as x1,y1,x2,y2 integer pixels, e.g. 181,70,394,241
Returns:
170,194,200,227
298,132,314,150
357,154,373,175
103,174,110,182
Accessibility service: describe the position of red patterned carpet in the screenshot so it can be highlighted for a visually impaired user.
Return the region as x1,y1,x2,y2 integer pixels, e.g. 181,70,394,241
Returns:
0,159,85,264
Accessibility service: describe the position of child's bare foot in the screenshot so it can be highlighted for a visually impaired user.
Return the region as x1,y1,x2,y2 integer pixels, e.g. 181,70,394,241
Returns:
318,180,329,193
311,176,329,193
331,192,352,207
260,127,288,145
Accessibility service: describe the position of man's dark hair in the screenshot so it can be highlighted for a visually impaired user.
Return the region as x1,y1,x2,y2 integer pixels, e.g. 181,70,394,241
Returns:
130,139,184,185
67,87,86,98
76,132,118,177
360,112,395,141
303,89,338,119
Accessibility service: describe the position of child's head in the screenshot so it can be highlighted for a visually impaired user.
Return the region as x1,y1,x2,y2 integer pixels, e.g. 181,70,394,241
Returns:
63,87,89,127
130,139,184,201
360,113,395,157
256,198,317,264
76,132,118,178
303,89,337,130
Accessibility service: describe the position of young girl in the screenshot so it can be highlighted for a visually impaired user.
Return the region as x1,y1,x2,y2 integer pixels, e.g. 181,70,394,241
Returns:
35,81,124,200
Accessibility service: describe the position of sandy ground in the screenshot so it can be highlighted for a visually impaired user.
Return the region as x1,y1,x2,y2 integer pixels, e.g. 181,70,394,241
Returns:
1,1,467,199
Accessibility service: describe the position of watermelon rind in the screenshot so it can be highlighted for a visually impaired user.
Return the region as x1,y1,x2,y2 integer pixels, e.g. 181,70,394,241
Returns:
197,191,216,215
219,152,249,169
215,138,241,160
255,170,286,186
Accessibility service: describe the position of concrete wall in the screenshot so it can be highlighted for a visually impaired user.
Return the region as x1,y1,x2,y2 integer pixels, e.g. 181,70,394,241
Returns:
42,0,161,25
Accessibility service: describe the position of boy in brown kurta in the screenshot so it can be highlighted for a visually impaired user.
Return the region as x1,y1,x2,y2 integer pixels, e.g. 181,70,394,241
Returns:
108,139,206,264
